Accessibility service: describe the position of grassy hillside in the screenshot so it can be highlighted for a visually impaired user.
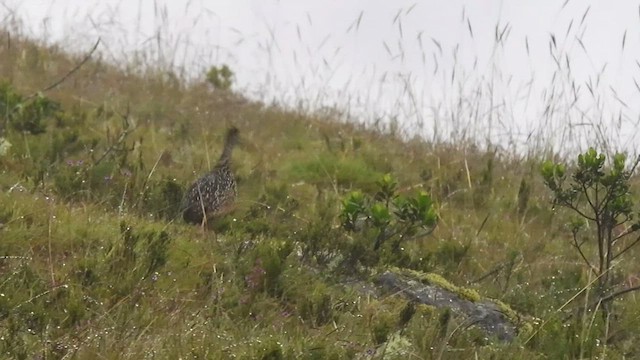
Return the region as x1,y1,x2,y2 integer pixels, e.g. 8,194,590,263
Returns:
1,28,639,359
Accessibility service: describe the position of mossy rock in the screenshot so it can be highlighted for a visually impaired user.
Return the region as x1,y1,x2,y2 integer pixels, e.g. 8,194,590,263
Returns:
375,267,533,342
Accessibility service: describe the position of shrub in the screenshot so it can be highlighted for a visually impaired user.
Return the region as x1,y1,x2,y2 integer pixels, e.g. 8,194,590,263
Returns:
205,65,234,91
541,148,640,327
340,173,437,253
0,83,61,135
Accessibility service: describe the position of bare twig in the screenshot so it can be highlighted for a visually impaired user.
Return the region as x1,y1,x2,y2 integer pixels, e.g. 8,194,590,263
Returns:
566,283,640,323
597,284,640,304
25,38,101,100
562,200,597,222
581,182,598,214
612,234,640,261
469,262,505,284
571,230,598,276
612,217,634,243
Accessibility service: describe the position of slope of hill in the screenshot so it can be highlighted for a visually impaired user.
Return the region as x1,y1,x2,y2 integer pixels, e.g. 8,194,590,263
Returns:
1,28,639,359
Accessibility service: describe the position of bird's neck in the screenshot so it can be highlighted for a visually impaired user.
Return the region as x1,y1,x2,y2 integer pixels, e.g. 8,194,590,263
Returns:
217,142,235,166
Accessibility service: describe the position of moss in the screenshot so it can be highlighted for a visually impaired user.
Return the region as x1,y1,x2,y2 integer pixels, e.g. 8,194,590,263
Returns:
390,268,538,341
381,331,415,358
493,299,520,323
415,303,437,316
393,267,482,302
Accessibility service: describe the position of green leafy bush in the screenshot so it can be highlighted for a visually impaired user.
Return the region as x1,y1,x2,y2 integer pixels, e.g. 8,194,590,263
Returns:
541,148,640,325
340,173,437,252
141,177,184,220
0,83,61,135
206,64,234,91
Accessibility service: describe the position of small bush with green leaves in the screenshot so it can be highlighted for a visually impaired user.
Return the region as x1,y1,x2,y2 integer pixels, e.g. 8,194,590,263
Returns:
0,82,61,135
140,177,184,220
206,64,234,91
541,148,640,324
340,174,437,252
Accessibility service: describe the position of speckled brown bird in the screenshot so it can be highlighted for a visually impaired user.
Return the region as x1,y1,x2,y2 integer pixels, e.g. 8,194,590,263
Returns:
183,126,239,225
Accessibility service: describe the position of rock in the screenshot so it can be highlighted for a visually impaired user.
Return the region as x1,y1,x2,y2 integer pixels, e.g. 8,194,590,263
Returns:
375,270,518,342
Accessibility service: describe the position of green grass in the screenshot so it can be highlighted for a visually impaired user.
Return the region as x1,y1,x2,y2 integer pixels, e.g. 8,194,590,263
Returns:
0,26,639,360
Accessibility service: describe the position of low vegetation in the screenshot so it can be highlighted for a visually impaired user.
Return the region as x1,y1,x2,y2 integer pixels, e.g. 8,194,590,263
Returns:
0,24,639,360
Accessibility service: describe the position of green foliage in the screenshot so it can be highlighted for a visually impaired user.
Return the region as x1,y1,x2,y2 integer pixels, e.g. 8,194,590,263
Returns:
398,300,417,328
206,64,234,90
298,283,334,326
340,190,365,231
141,177,184,220
295,190,345,266
375,173,398,204
241,183,301,237
259,340,284,360
0,83,61,135
340,173,437,253
474,154,495,206
526,316,605,359
541,147,640,326
517,177,531,215
288,152,383,191
105,221,172,290
432,241,470,272
371,312,395,345
242,240,293,299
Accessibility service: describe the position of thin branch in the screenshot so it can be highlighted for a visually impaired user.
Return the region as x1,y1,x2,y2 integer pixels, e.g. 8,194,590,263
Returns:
612,218,634,243
628,154,640,174
612,234,640,261
561,200,597,221
596,284,640,305
25,38,101,100
580,182,598,214
469,262,505,284
402,227,436,242
374,225,405,250
571,231,597,276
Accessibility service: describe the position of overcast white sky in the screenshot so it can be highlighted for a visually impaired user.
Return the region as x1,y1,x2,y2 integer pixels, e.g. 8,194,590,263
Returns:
3,0,640,154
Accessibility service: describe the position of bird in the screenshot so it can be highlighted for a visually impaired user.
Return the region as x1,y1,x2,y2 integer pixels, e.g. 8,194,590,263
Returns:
183,126,239,226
